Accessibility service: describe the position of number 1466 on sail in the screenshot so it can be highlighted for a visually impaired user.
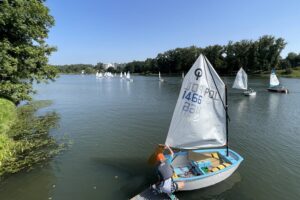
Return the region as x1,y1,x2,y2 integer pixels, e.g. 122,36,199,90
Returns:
182,90,202,104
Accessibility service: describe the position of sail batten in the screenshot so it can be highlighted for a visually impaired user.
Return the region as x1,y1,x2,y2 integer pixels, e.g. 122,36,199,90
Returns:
232,68,247,90
165,54,226,149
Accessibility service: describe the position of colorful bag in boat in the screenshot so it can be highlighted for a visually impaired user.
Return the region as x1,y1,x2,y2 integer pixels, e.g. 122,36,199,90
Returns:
210,163,231,172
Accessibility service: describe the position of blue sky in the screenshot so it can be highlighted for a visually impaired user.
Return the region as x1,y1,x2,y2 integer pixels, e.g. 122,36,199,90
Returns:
46,0,300,65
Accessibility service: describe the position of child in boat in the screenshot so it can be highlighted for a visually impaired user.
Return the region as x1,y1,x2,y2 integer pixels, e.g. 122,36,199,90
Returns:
154,145,184,196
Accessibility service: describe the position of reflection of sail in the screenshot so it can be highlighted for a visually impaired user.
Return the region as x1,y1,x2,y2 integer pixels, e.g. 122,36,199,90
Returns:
236,98,247,114
126,81,131,95
268,93,280,114
158,80,162,90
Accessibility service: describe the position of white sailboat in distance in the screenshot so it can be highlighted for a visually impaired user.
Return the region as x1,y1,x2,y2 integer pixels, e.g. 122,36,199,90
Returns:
126,71,133,82
267,69,288,93
232,68,256,96
159,72,164,82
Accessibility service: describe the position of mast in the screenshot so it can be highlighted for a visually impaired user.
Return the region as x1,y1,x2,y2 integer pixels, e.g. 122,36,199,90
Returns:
225,85,229,157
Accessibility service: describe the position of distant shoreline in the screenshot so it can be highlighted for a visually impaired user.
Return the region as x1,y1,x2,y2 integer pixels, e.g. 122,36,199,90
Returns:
58,69,300,79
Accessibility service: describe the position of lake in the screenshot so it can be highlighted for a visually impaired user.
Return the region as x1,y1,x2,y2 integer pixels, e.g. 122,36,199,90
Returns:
0,74,299,200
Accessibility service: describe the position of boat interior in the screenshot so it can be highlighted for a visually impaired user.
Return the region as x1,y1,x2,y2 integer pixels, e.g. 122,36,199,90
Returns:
170,150,236,179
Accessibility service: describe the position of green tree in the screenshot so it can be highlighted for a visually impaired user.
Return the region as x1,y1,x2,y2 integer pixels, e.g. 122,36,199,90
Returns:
202,45,225,72
256,35,286,71
95,62,105,72
106,66,116,73
280,59,291,70
0,0,57,104
286,52,298,67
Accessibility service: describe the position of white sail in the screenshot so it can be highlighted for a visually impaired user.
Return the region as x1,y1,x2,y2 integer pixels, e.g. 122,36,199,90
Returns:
270,71,280,87
165,54,226,149
232,68,247,90
120,72,123,78
159,72,161,79
126,71,130,79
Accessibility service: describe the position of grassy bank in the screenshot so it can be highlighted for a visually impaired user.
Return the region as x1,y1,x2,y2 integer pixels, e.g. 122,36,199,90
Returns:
257,67,300,78
0,99,17,170
0,99,16,134
278,67,300,78
0,98,67,177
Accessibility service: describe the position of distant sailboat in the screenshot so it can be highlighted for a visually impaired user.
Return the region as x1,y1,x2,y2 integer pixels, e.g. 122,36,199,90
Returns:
232,68,256,96
267,69,288,93
159,72,164,82
120,72,123,78
81,70,85,75
126,71,133,82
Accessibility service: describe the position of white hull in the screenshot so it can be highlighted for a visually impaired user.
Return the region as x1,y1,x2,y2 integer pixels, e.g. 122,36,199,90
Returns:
243,91,256,96
176,162,240,191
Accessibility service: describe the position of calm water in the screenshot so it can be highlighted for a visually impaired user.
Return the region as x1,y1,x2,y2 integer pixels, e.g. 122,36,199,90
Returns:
0,75,300,200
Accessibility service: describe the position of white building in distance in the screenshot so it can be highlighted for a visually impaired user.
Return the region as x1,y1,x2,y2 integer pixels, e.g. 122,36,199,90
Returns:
103,63,116,70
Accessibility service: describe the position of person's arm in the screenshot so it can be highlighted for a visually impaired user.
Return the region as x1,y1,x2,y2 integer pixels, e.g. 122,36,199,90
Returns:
165,144,174,159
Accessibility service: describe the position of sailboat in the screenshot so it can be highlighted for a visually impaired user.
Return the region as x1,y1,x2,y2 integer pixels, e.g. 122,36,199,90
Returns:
159,72,164,82
126,71,133,82
267,69,288,93
232,68,256,96
131,55,244,199
161,54,243,191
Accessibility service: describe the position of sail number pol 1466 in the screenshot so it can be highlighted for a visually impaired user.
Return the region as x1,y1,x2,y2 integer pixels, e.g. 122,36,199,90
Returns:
182,90,202,104
181,90,202,114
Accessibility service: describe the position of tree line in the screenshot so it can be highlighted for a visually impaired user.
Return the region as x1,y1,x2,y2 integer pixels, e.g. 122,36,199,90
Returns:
55,35,300,76
124,35,293,75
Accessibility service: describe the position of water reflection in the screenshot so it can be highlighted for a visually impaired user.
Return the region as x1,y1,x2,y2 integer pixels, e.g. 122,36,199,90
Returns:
0,165,57,200
236,97,247,114
268,93,280,114
91,156,154,198
126,81,131,95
